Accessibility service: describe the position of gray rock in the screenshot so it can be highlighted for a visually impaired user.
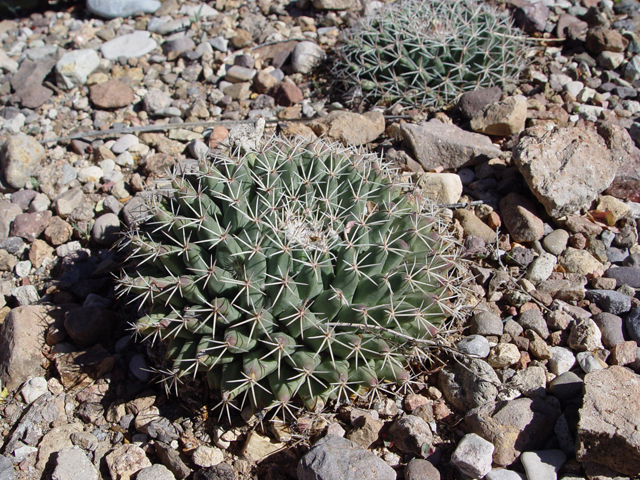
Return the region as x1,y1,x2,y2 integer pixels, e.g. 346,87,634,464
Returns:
157,18,191,36
471,311,504,336
485,470,525,480
458,86,503,119
163,36,195,55
143,89,173,114
312,0,354,9
291,41,325,74
21,376,47,404
154,442,190,479
507,365,546,398
592,312,625,347
91,213,120,246
457,335,491,358
518,309,549,339
11,285,39,306
404,459,440,480
576,351,606,373
129,354,151,382
548,347,576,376
549,371,583,400
465,397,562,467
604,266,640,288
136,464,176,480
521,450,566,480
401,119,501,171
626,306,640,343
577,366,640,475
225,66,257,83
55,49,100,90
0,134,45,189
542,229,570,256
297,435,395,480
439,356,500,411
513,124,634,218
64,307,114,348
70,432,99,451
0,455,15,480
111,134,138,154
87,0,160,18
585,289,632,314
450,433,494,479
526,253,557,284
0,201,24,242
209,36,228,53
388,415,433,456
52,447,98,480
554,414,576,456
100,31,158,61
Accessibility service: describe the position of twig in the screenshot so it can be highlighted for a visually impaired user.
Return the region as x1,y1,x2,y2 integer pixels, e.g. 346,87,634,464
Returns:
437,200,484,209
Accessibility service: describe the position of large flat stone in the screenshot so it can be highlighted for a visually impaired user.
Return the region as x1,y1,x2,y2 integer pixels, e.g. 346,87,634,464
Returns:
401,119,501,171
577,366,640,475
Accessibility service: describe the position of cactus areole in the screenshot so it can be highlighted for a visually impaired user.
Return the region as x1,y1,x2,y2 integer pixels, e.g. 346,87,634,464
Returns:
335,0,529,107
118,135,463,419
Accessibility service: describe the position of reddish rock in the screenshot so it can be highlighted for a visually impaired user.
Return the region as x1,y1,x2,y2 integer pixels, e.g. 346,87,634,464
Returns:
272,81,304,106
44,216,73,246
610,341,638,365
499,192,545,243
89,79,134,109
10,210,52,242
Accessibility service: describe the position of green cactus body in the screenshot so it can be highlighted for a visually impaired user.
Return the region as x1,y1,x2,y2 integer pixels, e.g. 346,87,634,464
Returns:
335,0,529,107
119,136,463,417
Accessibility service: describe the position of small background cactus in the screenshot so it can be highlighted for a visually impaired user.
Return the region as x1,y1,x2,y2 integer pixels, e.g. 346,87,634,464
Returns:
334,0,529,108
118,135,466,420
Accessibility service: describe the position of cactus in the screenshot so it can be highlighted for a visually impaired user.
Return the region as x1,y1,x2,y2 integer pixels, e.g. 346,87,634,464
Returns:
118,135,464,419
334,0,529,108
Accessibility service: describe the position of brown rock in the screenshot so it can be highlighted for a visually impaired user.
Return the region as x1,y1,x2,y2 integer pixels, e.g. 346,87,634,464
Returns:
0,305,53,390
454,209,497,244
142,153,177,177
308,110,384,146
272,81,304,106
499,192,544,243
10,210,52,242
346,414,384,449
577,366,640,475
610,341,638,365
55,344,115,389
231,28,252,49
44,216,73,246
466,397,561,466
28,239,54,268
254,70,278,94
64,307,115,348
89,79,134,109
105,444,152,480
586,27,629,54
470,96,528,136
278,122,317,141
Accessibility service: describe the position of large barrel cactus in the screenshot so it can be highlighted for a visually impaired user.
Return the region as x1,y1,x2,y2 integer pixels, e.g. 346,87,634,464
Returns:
118,135,463,419
334,0,529,108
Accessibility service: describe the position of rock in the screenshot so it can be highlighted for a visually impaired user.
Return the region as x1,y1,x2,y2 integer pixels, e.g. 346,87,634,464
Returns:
136,465,176,480
518,309,549,339
90,80,134,109
154,442,190,479
611,341,638,365
0,133,45,189
291,41,325,74
577,366,640,475
549,371,584,400
312,0,354,9
559,248,604,276
439,356,500,411
401,119,501,171
585,27,629,55
404,458,440,480
526,253,557,284
626,307,640,343
458,86,503,119
12,285,39,305
604,266,640,288
297,435,395,480
241,431,284,463
471,311,504,336
71,432,98,451
548,347,576,375
577,351,607,373
143,89,173,113
454,209,497,244
0,455,14,480
499,193,544,243
542,229,570,256
346,414,383,449
508,365,546,398
515,1,549,32
0,202,22,242
192,446,223,468
52,447,99,480
21,376,47,403
9,58,56,109
513,125,634,218
87,0,160,18
105,444,152,480
520,450,566,480
585,289,632,314
470,96,527,136
487,343,521,368
64,307,114,348
100,31,158,61
55,49,100,90
592,312,625,347
91,213,120,246
485,470,525,480
465,397,561,466
0,305,52,390
308,111,384,146
388,415,432,456
193,464,235,480
37,423,83,470
457,335,491,358
450,433,494,479
272,82,304,106
416,173,462,204
163,36,195,55
569,318,603,352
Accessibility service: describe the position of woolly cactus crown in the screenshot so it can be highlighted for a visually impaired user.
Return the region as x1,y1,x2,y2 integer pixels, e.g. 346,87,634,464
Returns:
334,0,529,107
118,135,464,420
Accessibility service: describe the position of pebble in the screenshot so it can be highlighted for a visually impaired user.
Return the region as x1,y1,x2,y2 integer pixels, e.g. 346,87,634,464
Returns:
87,0,160,18
521,450,567,480
485,470,526,480
91,213,120,246
55,49,101,91
450,433,494,479
0,133,45,189
626,306,640,343
518,309,549,339
457,335,491,358
549,371,583,400
542,229,569,256
548,347,576,375
192,446,224,468
487,343,521,368
604,266,640,288
526,253,557,284
404,459,440,480
129,354,151,382
291,41,325,74
576,351,606,373
21,376,47,403
100,31,158,61
52,446,99,480
585,289,632,314
111,134,139,154
592,312,625,347
136,464,176,480
388,415,432,456
14,260,30,278
471,311,504,336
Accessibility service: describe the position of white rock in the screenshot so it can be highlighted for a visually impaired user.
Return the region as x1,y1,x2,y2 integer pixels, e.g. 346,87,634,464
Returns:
521,450,566,480
111,134,139,154
451,433,494,478
576,351,606,373
291,41,325,74
0,50,18,73
564,81,584,98
548,347,576,376
55,49,100,91
14,260,31,278
87,0,160,19
485,469,527,480
179,3,219,18
526,253,557,284
192,445,224,467
457,335,491,358
4,113,25,134
101,31,158,61
77,166,104,183
21,376,48,404
416,173,463,204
